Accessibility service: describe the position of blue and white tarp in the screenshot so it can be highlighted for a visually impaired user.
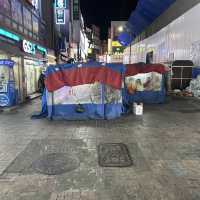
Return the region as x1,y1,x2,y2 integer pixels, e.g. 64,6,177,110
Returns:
39,62,126,120
123,64,167,106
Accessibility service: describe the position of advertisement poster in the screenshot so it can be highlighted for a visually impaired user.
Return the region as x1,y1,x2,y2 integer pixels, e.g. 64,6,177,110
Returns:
11,0,22,24
125,72,162,94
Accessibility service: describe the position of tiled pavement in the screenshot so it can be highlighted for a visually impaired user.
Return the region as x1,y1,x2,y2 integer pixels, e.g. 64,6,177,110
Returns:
0,97,200,199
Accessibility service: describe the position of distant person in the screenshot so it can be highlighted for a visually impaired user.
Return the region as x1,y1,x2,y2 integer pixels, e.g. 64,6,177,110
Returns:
38,71,45,94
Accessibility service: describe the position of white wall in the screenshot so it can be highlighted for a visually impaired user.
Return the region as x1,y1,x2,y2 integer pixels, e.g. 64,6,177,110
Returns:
124,3,200,66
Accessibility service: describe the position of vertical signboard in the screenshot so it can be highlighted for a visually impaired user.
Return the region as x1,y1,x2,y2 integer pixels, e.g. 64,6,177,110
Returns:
73,0,79,20
55,0,67,8
56,9,65,24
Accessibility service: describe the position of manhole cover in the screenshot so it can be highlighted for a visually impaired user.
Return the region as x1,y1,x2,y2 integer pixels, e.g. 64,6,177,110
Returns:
98,143,133,167
32,153,80,175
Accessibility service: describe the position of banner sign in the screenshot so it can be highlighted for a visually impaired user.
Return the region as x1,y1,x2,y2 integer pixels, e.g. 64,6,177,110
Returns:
56,9,65,24
55,0,67,9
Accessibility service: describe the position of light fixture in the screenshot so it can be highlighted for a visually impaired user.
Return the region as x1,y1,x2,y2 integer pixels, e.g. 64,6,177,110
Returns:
118,26,124,32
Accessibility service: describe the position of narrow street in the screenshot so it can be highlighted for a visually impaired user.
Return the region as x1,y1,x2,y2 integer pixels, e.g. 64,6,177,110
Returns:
0,97,200,200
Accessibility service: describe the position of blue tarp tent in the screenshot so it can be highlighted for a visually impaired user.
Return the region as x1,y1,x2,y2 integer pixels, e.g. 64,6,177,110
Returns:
123,64,167,107
37,62,126,120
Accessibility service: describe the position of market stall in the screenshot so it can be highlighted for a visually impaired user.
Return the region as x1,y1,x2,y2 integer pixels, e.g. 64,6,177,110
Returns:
123,63,168,106
41,62,125,120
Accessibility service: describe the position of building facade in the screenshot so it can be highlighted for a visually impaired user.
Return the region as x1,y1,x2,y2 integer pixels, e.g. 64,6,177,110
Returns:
0,0,51,104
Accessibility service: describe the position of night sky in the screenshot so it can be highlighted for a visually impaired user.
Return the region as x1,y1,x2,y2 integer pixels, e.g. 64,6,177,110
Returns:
80,0,138,40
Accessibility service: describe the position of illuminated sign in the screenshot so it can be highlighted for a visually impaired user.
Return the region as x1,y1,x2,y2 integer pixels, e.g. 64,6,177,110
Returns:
37,45,47,54
112,41,122,47
56,9,65,24
55,0,67,8
0,60,15,67
0,28,20,42
23,40,36,55
73,0,79,20
22,40,47,55
88,48,92,54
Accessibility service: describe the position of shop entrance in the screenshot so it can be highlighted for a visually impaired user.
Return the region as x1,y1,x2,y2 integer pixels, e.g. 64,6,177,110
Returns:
24,58,45,96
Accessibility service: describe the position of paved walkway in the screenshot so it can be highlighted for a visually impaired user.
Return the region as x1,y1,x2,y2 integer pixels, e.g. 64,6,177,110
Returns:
0,97,200,200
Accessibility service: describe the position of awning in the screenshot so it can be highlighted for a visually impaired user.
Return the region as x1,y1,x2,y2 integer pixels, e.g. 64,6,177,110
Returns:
118,0,176,46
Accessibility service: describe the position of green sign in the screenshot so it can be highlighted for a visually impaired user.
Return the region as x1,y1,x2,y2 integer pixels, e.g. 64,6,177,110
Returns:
37,45,47,54
73,0,79,20
55,0,67,8
23,39,47,55
0,28,20,42
56,9,65,24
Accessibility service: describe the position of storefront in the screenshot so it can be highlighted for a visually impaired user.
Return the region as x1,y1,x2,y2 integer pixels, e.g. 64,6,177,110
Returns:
0,27,47,105
24,57,46,96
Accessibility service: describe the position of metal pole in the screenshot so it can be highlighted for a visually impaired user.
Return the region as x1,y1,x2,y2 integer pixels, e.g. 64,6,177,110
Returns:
129,43,131,64
129,32,132,64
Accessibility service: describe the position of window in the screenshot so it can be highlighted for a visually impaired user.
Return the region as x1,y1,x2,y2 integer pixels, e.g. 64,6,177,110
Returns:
0,0,11,16
11,0,22,25
32,15,39,34
23,7,32,31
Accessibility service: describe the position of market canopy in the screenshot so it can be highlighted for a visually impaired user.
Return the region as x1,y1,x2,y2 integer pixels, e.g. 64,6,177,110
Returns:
125,63,168,77
118,0,176,46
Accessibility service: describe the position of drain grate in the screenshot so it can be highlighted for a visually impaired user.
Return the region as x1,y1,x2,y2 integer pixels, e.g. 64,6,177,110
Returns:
98,143,133,167
32,153,80,175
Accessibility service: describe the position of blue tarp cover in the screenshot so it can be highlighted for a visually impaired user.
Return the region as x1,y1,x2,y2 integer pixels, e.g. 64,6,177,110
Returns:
36,62,126,120
119,0,176,46
192,67,200,79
